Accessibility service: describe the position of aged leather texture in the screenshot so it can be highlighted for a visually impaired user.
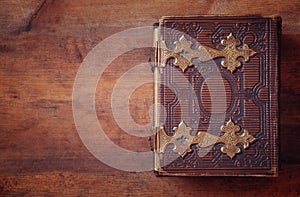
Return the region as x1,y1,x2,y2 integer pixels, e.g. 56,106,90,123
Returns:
153,16,281,176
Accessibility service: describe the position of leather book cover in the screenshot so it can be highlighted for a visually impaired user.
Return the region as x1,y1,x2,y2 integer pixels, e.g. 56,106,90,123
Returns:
152,16,281,176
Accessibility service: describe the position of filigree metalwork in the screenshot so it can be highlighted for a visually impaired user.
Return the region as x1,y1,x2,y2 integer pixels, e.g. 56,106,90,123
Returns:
158,122,194,157
158,119,256,159
218,118,257,158
161,33,257,73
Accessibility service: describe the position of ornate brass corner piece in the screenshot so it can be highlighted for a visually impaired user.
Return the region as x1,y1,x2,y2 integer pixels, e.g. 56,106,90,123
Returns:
160,33,257,73
218,118,257,159
157,119,256,159
161,36,195,72
158,121,194,157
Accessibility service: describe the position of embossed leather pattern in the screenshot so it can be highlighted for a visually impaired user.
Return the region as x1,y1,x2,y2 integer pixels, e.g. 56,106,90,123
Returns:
153,16,280,176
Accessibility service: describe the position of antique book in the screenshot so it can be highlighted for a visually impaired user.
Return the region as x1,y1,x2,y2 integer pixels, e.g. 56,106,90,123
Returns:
152,16,281,176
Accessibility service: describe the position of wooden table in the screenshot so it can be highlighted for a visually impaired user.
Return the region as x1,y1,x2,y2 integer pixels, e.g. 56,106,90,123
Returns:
0,0,299,196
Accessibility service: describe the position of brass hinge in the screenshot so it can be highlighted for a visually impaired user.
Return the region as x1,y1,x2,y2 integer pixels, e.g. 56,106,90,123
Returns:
160,33,257,73
157,119,256,159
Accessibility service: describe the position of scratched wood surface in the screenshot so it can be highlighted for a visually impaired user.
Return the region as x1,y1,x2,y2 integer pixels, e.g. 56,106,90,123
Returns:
0,0,299,196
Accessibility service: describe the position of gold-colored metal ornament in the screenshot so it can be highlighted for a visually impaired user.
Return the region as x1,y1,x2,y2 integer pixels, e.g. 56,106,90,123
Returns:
158,122,194,157
160,33,257,73
157,119,256,159
218,118,257,158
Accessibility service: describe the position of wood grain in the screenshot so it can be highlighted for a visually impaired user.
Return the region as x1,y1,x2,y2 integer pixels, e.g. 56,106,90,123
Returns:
0,0,299,196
